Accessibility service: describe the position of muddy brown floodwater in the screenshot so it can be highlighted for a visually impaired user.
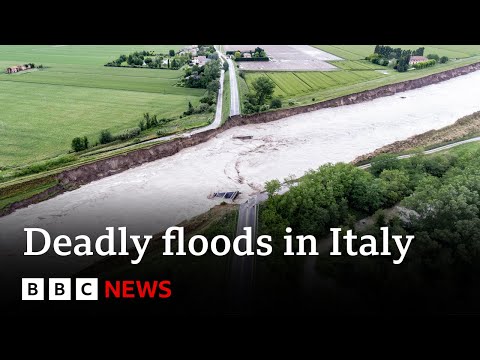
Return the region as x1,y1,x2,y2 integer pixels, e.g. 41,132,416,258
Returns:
2,70,480,278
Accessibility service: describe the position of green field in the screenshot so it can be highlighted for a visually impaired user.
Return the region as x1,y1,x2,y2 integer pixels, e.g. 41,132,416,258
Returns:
0,45,205,168
244,45,480,106
314,45,480,60
246,70,386,97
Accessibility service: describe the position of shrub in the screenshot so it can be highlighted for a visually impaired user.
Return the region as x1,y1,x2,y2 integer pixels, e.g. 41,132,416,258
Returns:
440,56,449,64
157,129,170,137
427,54,440,61
270,97,282,109
71,136,88,152
17,154,77,176
99,129,113,144
412,59,436,69
197,103,211,113
114,127,141,141
184,101,195,115
139,113,159,130
200,94,215,105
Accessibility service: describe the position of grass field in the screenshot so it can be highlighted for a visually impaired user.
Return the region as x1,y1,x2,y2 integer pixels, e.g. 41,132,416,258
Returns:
313,45,480,60
246,70,386,97
222,71,231,124
0,45,205,168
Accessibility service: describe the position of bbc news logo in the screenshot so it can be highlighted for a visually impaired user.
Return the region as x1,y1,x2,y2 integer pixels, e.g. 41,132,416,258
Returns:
22,278,171,300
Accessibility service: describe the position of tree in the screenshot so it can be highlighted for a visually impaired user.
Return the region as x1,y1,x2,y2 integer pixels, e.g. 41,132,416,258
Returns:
99,129,113,144
144,57,153,64
270,97,282,109
427,54,440,61
265,179,281,196
234,51,241,59
379,169,411,206
414,47,425,56
370,154,401,176
207,80,220,94
185,101,194,115
223,61,229,71
169,49,175,57
82,136,88,150
203,60,221,83
440,56,449,64
71,137,88,152
396,55,410,72
251,76,276,105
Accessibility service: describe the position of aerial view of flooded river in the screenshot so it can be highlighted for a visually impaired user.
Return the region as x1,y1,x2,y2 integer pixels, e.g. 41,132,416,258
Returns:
2,70,480,275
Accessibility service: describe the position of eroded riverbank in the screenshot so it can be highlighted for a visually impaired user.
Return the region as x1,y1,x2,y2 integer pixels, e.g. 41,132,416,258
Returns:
2,68,480,279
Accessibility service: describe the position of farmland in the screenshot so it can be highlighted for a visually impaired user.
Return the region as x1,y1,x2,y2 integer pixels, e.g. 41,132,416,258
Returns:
313,45,480,60
0,45,205,168
245,70,385,97
243,45,480,106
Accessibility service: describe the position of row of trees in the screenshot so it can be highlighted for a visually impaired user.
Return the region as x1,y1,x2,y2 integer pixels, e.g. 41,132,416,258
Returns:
105,50,187,69
427,53,449,63
71,112,174,152
374,45,424,59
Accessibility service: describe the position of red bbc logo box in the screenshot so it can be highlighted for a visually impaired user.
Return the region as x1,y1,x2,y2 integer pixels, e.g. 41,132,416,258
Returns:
22,278,98,300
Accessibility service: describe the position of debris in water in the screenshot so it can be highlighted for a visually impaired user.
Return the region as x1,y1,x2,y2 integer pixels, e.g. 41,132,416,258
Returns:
208,191,239,201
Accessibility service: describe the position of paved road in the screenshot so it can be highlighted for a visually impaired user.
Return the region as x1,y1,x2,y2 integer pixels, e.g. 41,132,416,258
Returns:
132,46,229,147
226,57,240,116
228,135,480,312
227,198,258,313
358,136,480,169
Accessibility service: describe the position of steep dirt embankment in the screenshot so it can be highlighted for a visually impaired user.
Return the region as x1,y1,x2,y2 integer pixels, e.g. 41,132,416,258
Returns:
352,110,480,164
3,62,480,217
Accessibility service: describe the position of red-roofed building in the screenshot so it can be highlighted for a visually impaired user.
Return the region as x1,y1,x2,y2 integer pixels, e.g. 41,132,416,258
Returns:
409,56,428,65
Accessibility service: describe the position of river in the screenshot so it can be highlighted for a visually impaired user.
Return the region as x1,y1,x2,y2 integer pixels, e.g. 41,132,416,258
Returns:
2,70,480,276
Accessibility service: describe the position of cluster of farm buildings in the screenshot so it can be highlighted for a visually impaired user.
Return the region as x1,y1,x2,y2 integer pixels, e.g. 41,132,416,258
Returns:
5,64,33,74
179,45,210,67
